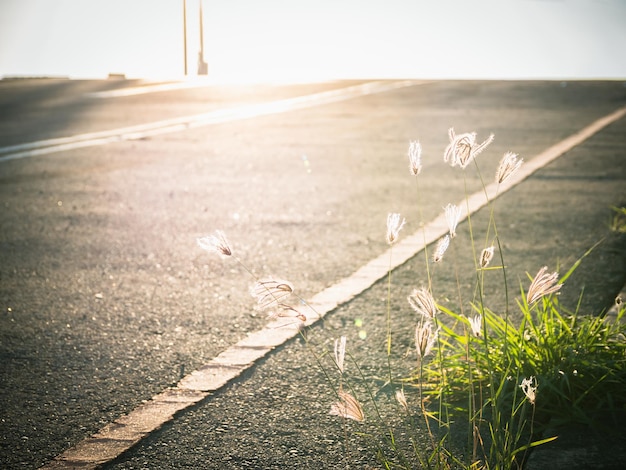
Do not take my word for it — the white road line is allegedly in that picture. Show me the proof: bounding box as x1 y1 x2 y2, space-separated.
40 105 626 469
85 79 344 99
0 80 424 163
84 79 215 98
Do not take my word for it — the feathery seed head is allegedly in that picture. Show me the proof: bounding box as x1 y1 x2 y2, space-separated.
408 287 439 319
468 315 482 337
433 235 450 263
329 390 365 422
480 246 495 268
526 266 562 304
408 140 423 176
266 304 306 322
197 230 232 258
496 151 524 184
386 212 406 245
415 320 438 361
520 376 537 405
334 336 347 374
444 203 462 238
395 389 409 413
444 128 494 169
250 278 294 311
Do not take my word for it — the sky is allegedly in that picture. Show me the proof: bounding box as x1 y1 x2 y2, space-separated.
0 0 625 82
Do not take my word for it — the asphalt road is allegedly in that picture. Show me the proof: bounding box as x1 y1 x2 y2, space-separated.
1 78 625 469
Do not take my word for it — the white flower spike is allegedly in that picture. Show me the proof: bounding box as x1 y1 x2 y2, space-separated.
197 230 232 258
408 287 439 319
415 321 438 361
480 246 495 268
433 235 450 263
520 376 538 405
408 140 422 176
468 315 482 337
334 336 347 374
526 266 562 304
386 212 406 245
444 203 462 238
496 151 524 184
444 128 494 169
329 391 365 422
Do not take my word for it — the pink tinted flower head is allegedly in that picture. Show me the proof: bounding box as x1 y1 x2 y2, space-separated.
526 266 562 304
266 304 306 323
197 230 232 258
444 128 494 169
329 390 365 422
250 278 294 311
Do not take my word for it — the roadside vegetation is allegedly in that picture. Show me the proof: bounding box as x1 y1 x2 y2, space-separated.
198 130 626 469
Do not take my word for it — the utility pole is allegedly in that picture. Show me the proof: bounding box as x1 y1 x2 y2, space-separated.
183 0 188 75
197 0 208 75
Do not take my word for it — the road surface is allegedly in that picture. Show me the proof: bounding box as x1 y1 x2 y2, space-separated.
1 78 625 468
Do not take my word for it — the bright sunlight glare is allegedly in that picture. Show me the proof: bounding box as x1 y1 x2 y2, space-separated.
0 0 625 83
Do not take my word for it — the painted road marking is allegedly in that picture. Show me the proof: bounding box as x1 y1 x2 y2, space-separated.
84 79 216 98
0 80 424 163
85 79 345 99
40 104 626 469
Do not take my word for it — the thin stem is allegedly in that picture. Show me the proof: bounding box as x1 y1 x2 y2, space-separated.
349 354 403 465
433 316 448 448
462 173 479 274
475 165 511 356
477 264 501 468
450 240 465 317
386 249 393 386
387 250 393 355
342 416 350 470
415 177 432 290
419 358 438 455
466 326 477 463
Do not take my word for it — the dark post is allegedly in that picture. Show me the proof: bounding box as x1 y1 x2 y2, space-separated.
197 0 208 75
183 0 188 75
